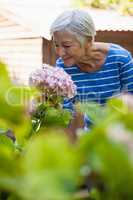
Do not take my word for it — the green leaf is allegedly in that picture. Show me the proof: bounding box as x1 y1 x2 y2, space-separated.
31 104 72 134
0 135 14 150
20 133 81 200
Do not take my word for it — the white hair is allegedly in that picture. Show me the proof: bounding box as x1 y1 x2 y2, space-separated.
50 9 96 44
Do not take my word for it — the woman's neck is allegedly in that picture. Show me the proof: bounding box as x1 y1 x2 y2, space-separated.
77 42 110 72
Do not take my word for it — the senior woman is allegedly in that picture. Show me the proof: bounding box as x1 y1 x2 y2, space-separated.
50 9 133 134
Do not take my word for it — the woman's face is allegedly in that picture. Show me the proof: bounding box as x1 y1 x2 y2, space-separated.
53 31 87 66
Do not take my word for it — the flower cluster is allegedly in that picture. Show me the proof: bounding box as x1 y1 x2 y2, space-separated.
29 64 77 99
29 64 76 132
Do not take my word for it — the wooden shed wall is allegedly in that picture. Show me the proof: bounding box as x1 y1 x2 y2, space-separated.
42 38 56 66
96 31 133 55
0 37 42 84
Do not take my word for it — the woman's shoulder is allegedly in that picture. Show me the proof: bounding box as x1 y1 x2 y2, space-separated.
95 42 130 59
99 42 129 53
108 43 130 55
102 43 132 63
104 43 132 66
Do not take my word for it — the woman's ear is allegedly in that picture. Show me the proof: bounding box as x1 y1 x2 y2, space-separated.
87 36 93 42
85 36 93 48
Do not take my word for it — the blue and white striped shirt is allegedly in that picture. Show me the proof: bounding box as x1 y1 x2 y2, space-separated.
56 43 133 110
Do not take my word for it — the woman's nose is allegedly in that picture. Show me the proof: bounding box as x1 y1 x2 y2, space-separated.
56 47 66 57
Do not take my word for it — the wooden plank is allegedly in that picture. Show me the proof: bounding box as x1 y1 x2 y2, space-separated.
96 30 133 55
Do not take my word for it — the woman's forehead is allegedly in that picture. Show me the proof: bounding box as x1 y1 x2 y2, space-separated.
53 31 77 42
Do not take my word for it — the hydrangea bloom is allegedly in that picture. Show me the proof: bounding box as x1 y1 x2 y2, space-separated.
29 64 77 99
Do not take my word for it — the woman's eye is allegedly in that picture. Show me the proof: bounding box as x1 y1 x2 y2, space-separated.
54 44 71 48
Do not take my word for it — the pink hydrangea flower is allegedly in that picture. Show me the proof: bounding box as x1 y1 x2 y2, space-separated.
29 64 77 99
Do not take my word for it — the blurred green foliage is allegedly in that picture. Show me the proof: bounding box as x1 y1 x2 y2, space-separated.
31 102 72 133
0 62 133 199
71 0 133 16
77 97 133 199
0 62 81 200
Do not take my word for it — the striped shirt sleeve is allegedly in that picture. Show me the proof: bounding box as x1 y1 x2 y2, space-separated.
120 51 133 94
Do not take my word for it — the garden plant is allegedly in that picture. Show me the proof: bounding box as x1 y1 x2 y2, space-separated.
0 62 133 199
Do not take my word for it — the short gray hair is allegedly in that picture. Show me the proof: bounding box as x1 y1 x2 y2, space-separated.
50 9 96 44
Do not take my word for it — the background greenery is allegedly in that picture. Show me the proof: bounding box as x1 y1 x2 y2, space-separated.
72 0 133 16
0 62 133 199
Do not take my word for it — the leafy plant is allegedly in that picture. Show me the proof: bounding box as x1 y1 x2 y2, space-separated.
0 62 80 200
1 61 133 199
77 95 133 199
71 0 133 16
29 64 76 134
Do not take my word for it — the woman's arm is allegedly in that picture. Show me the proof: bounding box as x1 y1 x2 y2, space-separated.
120 51 133 93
